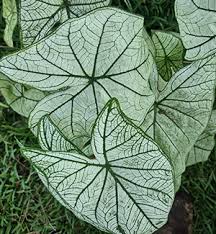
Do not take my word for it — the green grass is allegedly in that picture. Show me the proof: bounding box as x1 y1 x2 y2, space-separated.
0 0 216 233
181 153 216 233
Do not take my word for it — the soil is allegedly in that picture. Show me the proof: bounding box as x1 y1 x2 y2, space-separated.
155 191 193 234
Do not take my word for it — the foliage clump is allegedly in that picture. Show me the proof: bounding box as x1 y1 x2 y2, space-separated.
0 0 216 233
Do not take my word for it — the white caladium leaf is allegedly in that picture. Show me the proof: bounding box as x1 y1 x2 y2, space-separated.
20 0 110 46
0 8 155 147
22 99 175 234
3 0 17 47
0 8 155 93
143 56 216 179
152 31 184 81
186 110 216 166
175 0 216 60
0 76 45 117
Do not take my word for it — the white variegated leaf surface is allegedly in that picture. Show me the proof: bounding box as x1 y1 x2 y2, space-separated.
38 115 93 156
38 115 76 152
20 0 110 46
23 99 174 234
175 0 216 60
143 56 216 180
0 8 155 149
186 110 216 166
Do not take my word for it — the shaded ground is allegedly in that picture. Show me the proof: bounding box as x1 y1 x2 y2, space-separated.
156 191 193 234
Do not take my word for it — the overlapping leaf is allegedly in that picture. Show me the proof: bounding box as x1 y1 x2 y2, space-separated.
152 31 184 81
186 110 216 166
23 99 174 234
175 0 216 60
38 115 93 156
38 115 75 152
20 0 110 46
3 0 17 47
143 56 216 179
0 8 155 148
0 75 45 117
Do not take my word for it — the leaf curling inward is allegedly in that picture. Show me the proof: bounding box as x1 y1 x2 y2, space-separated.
22 98 175 234
20 0 111 46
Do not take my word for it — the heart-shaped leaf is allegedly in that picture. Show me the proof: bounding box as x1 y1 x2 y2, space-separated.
20 0 110 46
0 8 155 148
143 56 216 179
186 110 216 166
175 0 216 60
152 31 184 81
22 99 174 234
0 8 154 92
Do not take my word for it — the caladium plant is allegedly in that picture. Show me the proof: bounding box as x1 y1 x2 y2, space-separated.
0 1 216 233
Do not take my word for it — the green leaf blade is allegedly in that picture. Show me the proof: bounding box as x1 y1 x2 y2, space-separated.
3 0 17 47
152 31 184 81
